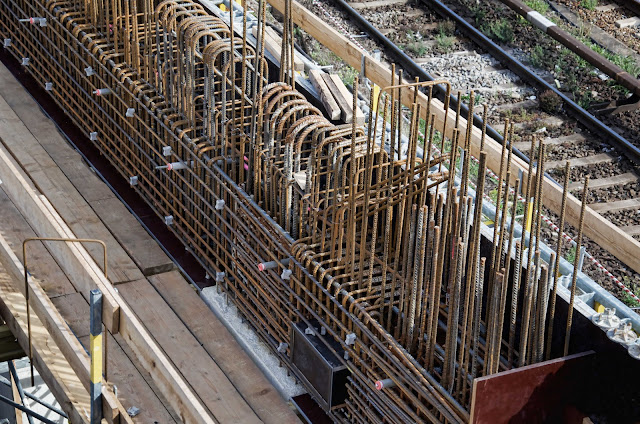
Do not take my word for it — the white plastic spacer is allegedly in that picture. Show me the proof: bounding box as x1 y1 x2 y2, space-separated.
345 333 356 345
215 271 225 282
89 132 98 141
129 176 138 186
45 82 53 91
39 18 47 27
164 215 173 226
162 146 172 156
21 58 29 66
215 199 225 210
375 378 396 390
277 342 288 353
93 88 112 96
84 66 94 77
305 327 315 336
126 108 135 118
281 269 292 280
3 39 11 48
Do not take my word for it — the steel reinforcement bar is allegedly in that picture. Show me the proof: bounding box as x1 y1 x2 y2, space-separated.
0 0 599 422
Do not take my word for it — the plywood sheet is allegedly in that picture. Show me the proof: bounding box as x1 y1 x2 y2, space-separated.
470 351 594 423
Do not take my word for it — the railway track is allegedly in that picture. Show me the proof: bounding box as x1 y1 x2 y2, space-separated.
302 0 640 305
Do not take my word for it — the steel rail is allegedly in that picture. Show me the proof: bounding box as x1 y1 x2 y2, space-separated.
499 0 640 97
618 0 640 16
425 0 640 165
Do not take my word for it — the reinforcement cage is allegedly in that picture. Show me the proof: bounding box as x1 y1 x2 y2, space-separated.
0 1 569 422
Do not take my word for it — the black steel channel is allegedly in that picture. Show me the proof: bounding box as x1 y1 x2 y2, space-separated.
330 0 640 169
425 0 640 165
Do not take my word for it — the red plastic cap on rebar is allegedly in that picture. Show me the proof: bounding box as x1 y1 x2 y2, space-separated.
375 380 384 390
166 163 173 171
258 263 265 272
95 89 101 96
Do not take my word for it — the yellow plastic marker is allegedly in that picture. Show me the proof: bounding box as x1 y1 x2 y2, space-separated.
372 84 380 115
594 302 605 314
90 333 103 384
526 200 534 233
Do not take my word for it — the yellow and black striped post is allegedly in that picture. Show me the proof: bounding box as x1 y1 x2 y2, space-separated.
90 289 103 423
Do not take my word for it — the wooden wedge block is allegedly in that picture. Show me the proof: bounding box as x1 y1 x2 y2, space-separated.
322 73 365 125
309 69 341 120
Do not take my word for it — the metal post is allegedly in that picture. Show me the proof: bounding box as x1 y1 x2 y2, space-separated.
90 289 103 423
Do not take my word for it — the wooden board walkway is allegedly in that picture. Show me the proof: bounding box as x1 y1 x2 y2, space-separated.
0 62 300 423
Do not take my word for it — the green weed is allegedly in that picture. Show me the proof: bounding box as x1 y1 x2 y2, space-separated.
525 0 549 14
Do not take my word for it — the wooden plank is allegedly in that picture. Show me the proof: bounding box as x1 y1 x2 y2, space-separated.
512 115 564 130
149 271 301 424
470 351 594 423
621 224 640 236
547 133 587 145
0 64 173 277
0 187 77 298
595 4 620 12
52 292 178 424
590 197 640 213
251 26 304 72
268 0 640 276
266 27 305 72
493 99 538 113
515 133 586 153
0 90 144 285
546 153 614 170
0 145 120 332
568 172 638 191
309 69 341 120
117 279 263 424
322 73 365 125
80 334 180 423
0 266 90 424
10 366 23 424
89 197 174 276
0 233 129 424
616 16 640 28
350 0 411 9
0 145 212 423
